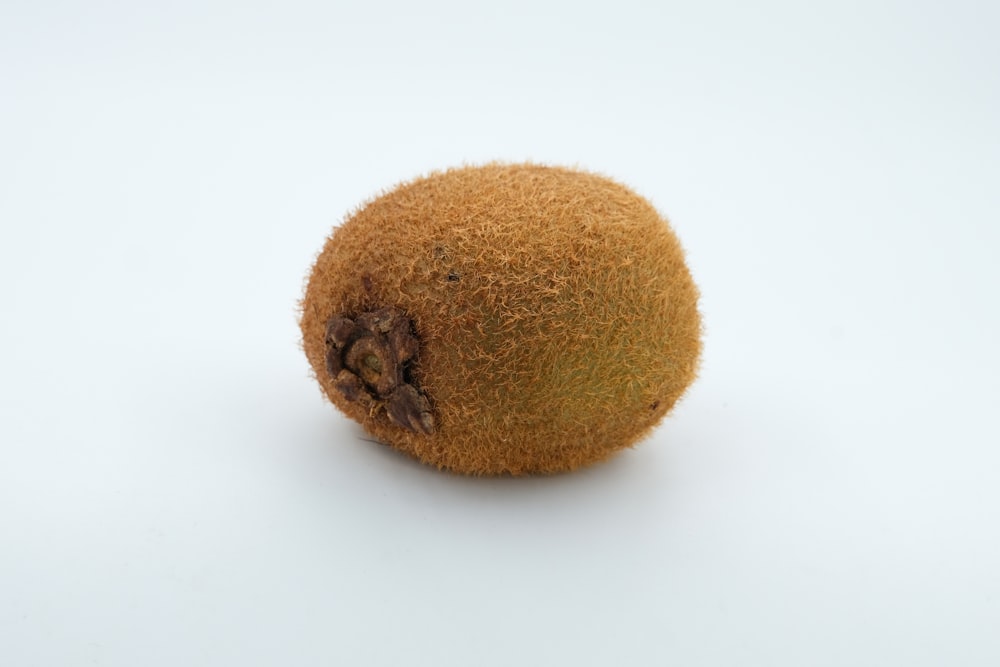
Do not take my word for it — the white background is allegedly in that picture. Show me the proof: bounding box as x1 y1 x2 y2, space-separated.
2 1 998 665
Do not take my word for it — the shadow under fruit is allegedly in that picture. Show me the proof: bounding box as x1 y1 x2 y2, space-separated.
300 163 702 475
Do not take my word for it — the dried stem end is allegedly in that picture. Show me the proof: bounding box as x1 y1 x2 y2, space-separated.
324 307 435 435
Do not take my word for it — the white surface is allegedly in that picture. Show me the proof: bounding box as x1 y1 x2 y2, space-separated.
2 1 999 665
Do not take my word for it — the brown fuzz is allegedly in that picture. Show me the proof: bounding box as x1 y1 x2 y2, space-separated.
300 163 702 475
324 307 435 435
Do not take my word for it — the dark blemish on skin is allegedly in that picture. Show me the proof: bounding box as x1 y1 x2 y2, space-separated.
324 307 435 435
447 271 460 282
650 400 660 411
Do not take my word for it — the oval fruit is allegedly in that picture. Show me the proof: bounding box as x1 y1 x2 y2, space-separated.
300 163 701 475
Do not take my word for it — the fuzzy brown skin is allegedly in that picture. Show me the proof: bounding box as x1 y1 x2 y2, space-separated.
300 163 701 475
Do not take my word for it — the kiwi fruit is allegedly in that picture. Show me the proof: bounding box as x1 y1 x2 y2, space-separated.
300 163 701 475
